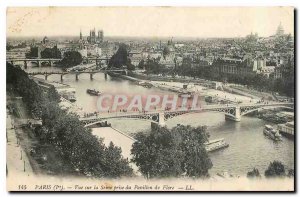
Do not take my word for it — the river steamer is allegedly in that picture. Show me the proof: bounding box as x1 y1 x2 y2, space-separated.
87 89 101 96
263 125 282 141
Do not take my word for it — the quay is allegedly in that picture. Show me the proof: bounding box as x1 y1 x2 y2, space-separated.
92 127 140 175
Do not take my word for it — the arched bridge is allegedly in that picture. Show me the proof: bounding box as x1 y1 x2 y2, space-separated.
6 57 112 68
27 69 128 80
7 58 61 68
79 102 294 127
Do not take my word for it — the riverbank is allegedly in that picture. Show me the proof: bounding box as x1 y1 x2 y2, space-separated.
111 71 259 104
24 66 295 179
92 127 140 175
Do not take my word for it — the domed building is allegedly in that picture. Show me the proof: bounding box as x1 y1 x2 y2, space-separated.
42 36 49 44
276 22 284 36
162 39 175 61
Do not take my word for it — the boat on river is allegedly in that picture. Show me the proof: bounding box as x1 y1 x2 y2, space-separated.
205 95 218 103
263 125 282 141
138 81 153 88
277 122 294 139
86 89 101 96
178 89 194 98
62 93 76 102
204 138 229 152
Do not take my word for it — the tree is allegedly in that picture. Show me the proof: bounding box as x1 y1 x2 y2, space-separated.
126 60 135 71
26 46 39 58
47 86 61 103
60 51 82 68
247 168 261 178
41 46 61 59
131 124 212 179
144 58 162 74
108 43 131 68
138 59 145 69
287 169 294 177
265 161 286 178
7 63 134 178
102 142 134 177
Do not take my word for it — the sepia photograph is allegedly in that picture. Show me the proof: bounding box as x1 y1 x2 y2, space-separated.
5 6 295 191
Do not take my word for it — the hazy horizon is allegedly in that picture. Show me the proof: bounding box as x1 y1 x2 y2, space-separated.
7 7 294 38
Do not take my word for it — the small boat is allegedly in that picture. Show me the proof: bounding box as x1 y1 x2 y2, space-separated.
62 94 76 102
204 138 229 152
138 81 153 88
178 89 194 98
205 96 218 103
263 125 282 141
87 89 101 96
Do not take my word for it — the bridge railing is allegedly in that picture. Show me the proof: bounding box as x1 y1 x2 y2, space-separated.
79 102 294 121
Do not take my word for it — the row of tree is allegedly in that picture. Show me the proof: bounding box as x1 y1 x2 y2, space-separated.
26 43 139 70
40 46 61 59
175 57 294 97
59 51 83 68
7 42 27 51
25 46 39 58
247 161 294 178
131 124 213 179
137 58 170 75
136 55 294 97
7 63 133 178
25 46 83 68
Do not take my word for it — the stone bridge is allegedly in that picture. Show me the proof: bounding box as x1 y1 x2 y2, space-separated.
6 57 111 68
7 58 61 68
27 69 128 80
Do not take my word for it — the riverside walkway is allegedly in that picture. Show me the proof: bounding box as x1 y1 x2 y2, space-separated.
92 127 140 175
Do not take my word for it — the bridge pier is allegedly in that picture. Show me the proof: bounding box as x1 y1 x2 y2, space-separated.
104 72 107 80
45 75 48 80
225 106 241 122
90 73 94 80
24 61 27 69
76 74 79 80
60 75 64 81
158 112 166 126
49 61 53 67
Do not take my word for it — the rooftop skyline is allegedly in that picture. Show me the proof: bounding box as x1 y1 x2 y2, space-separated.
7 7 294 38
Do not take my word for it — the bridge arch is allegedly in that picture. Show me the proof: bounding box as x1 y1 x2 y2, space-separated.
82 113 161 127
40 61 52 67
30 61 40 67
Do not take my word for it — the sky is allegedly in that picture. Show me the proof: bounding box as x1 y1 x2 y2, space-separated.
6 7 294 38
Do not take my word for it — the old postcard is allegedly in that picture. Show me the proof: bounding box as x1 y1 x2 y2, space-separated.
6 7 295 191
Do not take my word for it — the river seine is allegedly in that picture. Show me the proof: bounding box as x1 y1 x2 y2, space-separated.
28 66 294 176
